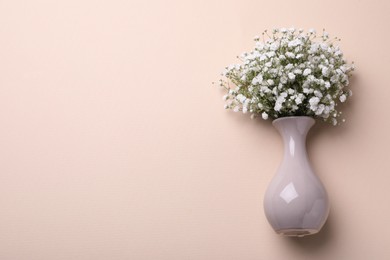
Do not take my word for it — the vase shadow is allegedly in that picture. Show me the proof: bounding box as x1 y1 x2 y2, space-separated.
281 212 334 252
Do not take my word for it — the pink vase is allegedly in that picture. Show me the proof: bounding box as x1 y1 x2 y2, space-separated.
263 116 329 237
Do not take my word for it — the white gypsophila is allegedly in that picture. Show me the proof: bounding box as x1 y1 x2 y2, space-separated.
303 68 311 76
262 112 269 120
218 28 355 125
288 73 296 80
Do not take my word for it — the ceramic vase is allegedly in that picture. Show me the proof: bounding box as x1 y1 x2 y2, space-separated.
263 116 329 237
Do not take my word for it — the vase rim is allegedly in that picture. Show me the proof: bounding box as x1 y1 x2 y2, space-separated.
272 116 315 125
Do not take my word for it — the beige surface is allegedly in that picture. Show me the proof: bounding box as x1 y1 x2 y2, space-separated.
0 0 389 259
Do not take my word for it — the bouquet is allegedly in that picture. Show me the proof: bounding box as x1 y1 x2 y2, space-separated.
217 28 355 125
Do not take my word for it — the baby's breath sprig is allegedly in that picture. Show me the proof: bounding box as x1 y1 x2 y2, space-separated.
218 27 355 125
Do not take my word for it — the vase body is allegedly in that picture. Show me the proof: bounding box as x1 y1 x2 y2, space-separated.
263 116 329 237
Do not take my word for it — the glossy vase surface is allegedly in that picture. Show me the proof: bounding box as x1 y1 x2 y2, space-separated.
263 116 329 237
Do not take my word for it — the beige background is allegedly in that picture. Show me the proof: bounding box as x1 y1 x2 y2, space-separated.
0 0 389 259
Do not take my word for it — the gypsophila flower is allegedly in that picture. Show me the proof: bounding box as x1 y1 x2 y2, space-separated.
217 28 355 125
322 67 329 77
262 112 269 120
295 94 304 105
303 68 311 76
288 73 296 80
309 97 320 110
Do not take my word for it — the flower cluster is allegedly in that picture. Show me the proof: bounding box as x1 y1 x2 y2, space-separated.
217 28 355 125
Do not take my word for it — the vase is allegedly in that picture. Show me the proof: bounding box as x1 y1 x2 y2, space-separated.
263 116 329 237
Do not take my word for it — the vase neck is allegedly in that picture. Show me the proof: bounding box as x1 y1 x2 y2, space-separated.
273 117 315 159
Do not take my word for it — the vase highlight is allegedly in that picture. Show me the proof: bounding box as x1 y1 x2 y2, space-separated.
263 116 329 237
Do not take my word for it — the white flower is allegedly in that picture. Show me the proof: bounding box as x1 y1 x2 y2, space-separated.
314 90 323 98
303 68 311 76
270 42 279 51
315 104 325 115
323 106 330 116
295 94 304 105
294 69 302 74
280 76 287 84
260 86 271 93
288 39 302 48
286 52 295 58
266 51 275 58
288 73 296 80
310 43 319 53
219 28 354 125
262 112 269 120
309 97 320 110
274 102 282 111
252 75 263 85
309 28 316 34
335 50 343 56
322 67 329 77
330 75 338 83
267 79 274 86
